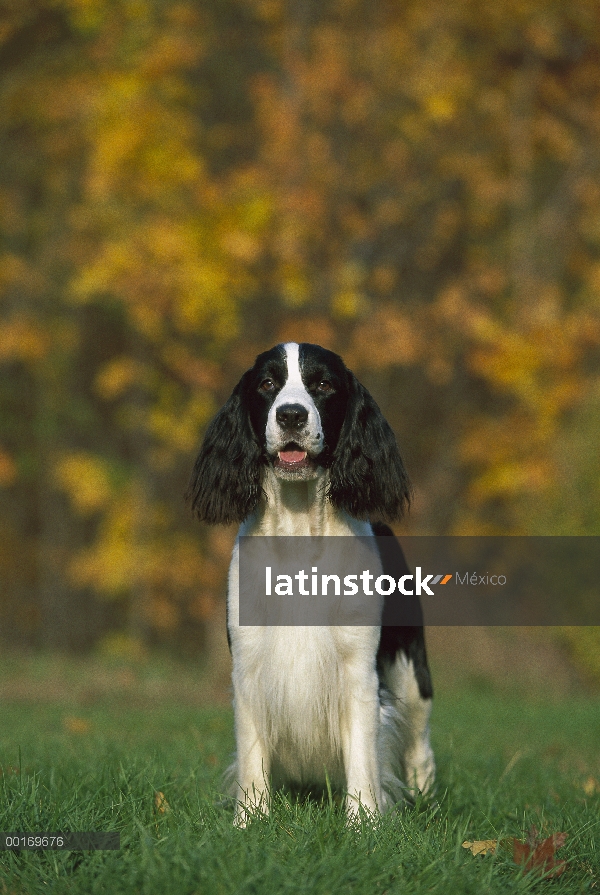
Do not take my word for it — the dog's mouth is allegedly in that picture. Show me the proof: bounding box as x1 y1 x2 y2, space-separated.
274 443 312 470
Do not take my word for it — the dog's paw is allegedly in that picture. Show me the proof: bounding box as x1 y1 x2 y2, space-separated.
233 785 270 827
345 791 381 826
404 745 436 798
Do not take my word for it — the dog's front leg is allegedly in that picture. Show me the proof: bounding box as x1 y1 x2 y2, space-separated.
232 688 271 827
342 662 382 819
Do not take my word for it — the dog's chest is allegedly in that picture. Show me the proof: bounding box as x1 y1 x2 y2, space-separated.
232 626 370 762
234 625 340 716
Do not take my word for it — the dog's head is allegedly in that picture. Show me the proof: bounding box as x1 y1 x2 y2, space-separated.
186 342 411 524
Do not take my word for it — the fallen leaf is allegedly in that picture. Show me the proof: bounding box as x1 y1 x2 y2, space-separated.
154 791 170 814
63 716 91 734
463 839 498 855
462 840 498 856
583 777 598 796
513 825 568 877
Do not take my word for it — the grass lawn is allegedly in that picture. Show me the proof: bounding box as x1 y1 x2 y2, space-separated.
0 654 598 894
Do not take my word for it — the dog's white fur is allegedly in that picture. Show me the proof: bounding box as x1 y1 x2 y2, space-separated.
225 344 434 825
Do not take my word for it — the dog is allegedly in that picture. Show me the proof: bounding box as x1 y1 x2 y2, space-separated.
187 342 434 824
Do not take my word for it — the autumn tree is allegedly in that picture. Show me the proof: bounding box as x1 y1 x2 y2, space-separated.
1 0 599 662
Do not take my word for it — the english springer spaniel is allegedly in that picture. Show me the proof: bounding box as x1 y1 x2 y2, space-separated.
187 342 434 824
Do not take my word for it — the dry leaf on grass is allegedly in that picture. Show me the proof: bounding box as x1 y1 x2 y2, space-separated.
463 824 568 878
462 840 498 856
582 777 598 796
513 825 568 878
63 716 91 734
154 791 170 814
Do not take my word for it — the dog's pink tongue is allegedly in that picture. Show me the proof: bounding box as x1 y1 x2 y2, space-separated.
279 449 306 463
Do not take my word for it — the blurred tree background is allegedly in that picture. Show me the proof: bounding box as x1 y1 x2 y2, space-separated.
1 0 599 668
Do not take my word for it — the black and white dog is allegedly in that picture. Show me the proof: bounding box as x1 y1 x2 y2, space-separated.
187 342 434 824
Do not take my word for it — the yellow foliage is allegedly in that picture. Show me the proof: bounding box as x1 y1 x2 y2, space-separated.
95 357 148 400
0 253 41 291
98 632 147 661
70 513 135 594
149 392 213 454
332 291 364 318
62 0 108 33
175 262 232 330
280 264 310 307
469 460 553 501
54 453 113 514
68 488 210 604
0 317 49 362
70 241 133 303
425 94 456 122
160 343 221 389
147 535 208 592
0 449 17 486
221 230 262 263
348 306 423 368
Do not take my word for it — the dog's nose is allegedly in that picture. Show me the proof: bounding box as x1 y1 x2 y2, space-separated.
276 403 309 429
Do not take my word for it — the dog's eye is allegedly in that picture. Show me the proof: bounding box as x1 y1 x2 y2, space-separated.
317 380 333 393
260 378 276 392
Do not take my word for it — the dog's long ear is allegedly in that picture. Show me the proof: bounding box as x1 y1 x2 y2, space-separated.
327 373 412 522
185 370 263 525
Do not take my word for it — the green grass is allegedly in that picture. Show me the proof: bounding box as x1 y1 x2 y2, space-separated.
0 662 599 893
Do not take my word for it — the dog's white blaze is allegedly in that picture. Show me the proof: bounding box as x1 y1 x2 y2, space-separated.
265 342 324 456
283 341 303 385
